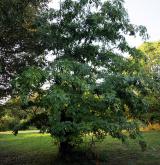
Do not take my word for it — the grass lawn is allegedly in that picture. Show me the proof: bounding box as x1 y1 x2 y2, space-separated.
0 130 160 165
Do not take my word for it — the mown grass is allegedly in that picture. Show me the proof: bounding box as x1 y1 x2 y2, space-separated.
0 131 160 165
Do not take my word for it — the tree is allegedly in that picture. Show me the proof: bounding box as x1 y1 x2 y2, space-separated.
14 0 149 155
0 0 49 99
138 41 160 123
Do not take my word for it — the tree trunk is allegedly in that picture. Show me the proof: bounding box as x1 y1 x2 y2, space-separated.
59 109 74 156
59 141 74 156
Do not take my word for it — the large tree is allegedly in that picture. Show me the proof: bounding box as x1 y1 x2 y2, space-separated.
14 0 149 155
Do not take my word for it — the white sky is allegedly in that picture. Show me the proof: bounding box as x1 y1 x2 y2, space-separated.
125 0 160 47
50 0 160 47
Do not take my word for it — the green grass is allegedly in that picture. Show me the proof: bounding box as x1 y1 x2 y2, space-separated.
0 131 160 165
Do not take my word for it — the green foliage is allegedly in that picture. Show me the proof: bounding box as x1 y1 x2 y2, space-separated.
138 41 160 123
0 0 49 98
12 0 151 153
0 114 19 131
0 103 28 131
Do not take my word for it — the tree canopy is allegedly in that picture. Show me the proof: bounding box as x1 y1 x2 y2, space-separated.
139 41 160 79
9 0 151 155
138 41 160 123
0 0 49 98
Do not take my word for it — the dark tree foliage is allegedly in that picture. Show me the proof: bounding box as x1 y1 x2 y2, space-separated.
13 0 149 155
0 0 49 98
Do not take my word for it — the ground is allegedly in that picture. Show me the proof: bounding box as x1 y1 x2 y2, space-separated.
0 130 160 165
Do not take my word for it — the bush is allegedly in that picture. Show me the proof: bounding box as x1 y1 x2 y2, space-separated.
141 112 160 124
0 115 20 131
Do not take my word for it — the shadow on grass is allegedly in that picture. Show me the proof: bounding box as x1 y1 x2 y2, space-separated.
53 149 102 165
0 150 100 165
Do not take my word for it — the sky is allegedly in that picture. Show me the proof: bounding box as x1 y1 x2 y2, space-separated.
125 0 160 47
49 0 160 47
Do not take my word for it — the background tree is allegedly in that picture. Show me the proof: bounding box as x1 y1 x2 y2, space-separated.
0 96 47 131
138 41 160 123
14 0 149 156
